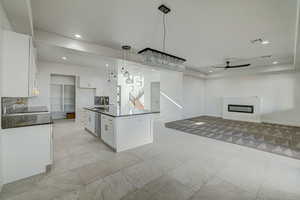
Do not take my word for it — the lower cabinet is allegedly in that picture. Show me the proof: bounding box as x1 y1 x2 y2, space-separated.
115 115 153 152
100 114 154 152
1 124 53 184
101 115 115 148
85 111 96 134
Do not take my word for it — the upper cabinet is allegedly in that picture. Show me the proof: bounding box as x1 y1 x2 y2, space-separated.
1 30 37 97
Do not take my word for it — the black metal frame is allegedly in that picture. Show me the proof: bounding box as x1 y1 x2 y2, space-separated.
158 4 171 14
227 104 254 114
137 48 186 63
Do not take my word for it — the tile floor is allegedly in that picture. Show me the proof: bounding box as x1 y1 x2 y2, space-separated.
1 119 300 200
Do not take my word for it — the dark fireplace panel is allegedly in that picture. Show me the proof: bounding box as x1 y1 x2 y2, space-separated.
228 104 254 114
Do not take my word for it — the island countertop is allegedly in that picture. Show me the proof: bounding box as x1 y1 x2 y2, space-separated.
84 106 160 118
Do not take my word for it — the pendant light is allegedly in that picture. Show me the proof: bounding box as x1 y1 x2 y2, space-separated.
138 4 186 66
120 45 134 84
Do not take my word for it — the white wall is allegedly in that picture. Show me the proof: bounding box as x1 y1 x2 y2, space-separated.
34 62 195 124
159 70 184 122
223 97 261 122
205 71 300 126
50 75 75 85
30 61 112 124
0 1 12 191
183 75 205 118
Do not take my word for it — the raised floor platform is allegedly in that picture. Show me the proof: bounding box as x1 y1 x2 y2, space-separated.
165 116 300 160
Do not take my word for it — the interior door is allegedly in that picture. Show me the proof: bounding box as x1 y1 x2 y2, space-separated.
63 85 75 113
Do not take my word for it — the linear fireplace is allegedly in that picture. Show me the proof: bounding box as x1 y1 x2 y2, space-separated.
228 104 254 114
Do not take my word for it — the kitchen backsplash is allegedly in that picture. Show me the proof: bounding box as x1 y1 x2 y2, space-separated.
1 97 28 114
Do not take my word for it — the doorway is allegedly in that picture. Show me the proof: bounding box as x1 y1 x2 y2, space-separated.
151 82 160 112
50 75 76 120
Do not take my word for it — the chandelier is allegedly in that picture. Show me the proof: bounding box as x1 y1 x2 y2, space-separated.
138 4 186 66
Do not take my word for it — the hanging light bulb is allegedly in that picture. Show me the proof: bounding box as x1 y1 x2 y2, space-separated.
121 45 131 77
106 63 118 82
124 71 129 78
126 75 134 84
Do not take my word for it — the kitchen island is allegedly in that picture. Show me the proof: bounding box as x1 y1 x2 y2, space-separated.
84 107 159 152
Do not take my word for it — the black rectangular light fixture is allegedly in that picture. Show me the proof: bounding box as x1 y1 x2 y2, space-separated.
138 4 186 65
138 48 186 64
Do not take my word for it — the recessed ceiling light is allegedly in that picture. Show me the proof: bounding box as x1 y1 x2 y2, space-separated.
261 40 270 45
105 64 109 67
195 122 205 125
209 70 213 73
273 61 279 65
61 56 67 60
74 34 82 39
251 39 270 45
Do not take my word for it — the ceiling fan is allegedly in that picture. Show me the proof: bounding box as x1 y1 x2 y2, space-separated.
213 61 251 70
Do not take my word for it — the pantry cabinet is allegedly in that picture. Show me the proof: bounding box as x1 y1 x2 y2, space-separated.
1 30 37 97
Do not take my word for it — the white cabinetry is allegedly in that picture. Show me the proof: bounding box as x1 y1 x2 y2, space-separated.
85 110 96 135
1 30 37 97
116 115 153 151
100 114 154 152
1 124 53 184
101 115 115 148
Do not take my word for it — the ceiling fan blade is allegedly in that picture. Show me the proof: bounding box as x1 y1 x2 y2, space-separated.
227 64 251 68
212 66 226 68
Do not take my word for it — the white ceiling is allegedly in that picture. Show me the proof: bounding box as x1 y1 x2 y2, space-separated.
31 0 298 71
36 43 160 72
2 0 33 35
36 43 118 68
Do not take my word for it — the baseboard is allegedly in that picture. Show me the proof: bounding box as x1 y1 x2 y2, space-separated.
262 119 300 127
198 114 300 127
203 114 222 118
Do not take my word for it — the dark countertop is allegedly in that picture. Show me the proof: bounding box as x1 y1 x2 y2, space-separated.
84 106 160 117
5 106 49 115
1 114 52 129
1 106 52 129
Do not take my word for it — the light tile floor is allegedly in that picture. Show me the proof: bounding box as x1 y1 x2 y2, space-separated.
1 119 300 200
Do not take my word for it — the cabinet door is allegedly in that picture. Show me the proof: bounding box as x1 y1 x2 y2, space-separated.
90 111 96 133
85 111 95 133
2 30 30 97
2 125 52 184
81 109 88 127
101 115 115 148
85 111 91 130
